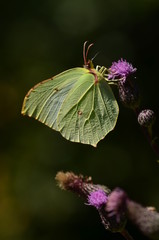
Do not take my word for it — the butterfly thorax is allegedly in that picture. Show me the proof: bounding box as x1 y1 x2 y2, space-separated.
88 65 107 84
83 59 94 70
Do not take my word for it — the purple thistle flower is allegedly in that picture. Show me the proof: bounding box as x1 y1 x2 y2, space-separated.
88 189 108 209
108 59 137 80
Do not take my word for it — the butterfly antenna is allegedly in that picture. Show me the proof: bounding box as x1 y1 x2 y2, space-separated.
83 41 94 65
86 43 94 63
83 41 88 65
91 51 100 61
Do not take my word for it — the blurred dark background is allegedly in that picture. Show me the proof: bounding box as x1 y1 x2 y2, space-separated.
1 0 159 239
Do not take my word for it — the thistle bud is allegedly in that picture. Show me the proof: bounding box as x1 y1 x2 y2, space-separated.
138 109 155 127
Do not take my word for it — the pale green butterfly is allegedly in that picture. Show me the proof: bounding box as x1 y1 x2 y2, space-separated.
21 42 119 147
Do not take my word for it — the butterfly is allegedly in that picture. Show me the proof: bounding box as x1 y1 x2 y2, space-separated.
21 41 119 147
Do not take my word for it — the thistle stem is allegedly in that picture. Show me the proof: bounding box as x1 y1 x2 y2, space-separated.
120 229 135 240
134 108 159 157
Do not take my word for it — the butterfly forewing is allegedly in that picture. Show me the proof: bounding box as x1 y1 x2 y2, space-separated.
22 67 89 130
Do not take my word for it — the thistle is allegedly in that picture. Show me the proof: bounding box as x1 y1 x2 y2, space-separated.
55 171 126 233
56 171 159 240
109 59 140 109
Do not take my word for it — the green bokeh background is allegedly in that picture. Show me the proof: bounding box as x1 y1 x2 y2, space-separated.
1 0 159 239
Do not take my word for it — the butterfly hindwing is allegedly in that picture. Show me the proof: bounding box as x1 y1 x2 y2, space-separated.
57 73 119 146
